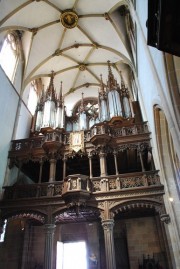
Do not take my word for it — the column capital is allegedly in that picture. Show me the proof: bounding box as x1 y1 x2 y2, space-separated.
44 224 56 233
39 159 44 164
49 159 56 164
101 219 114 231
88 152 93 158
113 150 117 155
63 156 67 162
100 201 114 220
99 151 107 158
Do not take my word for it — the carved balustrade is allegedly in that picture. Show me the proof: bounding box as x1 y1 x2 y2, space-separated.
62 174 90 194
91 170 161 192
2 171 161 201
111 122 149 137
10 136 45 152
44 131 63 143
3 182 63 200
9 122 149 157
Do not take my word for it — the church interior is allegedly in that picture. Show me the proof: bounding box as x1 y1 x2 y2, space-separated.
0 1 180 269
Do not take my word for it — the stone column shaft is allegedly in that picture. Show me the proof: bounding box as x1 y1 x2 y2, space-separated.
44 224 56 269
102 219 116 269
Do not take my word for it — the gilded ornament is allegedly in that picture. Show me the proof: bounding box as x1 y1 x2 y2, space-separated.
61 10 78 29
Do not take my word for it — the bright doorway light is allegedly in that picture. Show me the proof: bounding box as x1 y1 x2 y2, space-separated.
56 241 87 269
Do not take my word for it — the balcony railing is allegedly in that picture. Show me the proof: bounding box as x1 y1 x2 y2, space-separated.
2 171 162 201
9 122 149 154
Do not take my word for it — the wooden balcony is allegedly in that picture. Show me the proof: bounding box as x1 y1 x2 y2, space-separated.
1 171 164 209
8 121 150 160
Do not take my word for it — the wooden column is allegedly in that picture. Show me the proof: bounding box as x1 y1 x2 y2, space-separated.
44 224 56 269
113 152 119 175
63 156 67 180
49 159 56 182
38 159 43 183
139 151 145 172
101 219 116 269
99 150 107 177
88 154 93 178
101 201 116 269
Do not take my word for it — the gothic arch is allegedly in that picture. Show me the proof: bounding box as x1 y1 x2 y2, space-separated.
154 106 180 197
110 198 163 216
53 205 101 224
154 106 180 264
1 210 45 225
164 54 180 130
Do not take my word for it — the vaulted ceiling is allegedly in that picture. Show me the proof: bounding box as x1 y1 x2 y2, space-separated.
0 0 134 114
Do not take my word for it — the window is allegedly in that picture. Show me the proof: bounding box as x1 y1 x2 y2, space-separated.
27 81 38 115
0 32 20 81
154 107 180 195
0 219 7 242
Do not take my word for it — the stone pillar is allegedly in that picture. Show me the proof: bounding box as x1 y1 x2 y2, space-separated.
63 157 67 180
49 159 56 182
44 224 56 269
99 150 107 177
88 154 93 178
101 219 116 269
139 151 145 172
113 152 119 175
38 159 43 183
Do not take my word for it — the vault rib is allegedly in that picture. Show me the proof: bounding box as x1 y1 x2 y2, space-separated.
0 0 32 27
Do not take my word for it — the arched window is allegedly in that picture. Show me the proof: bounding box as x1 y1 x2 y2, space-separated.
0 219 7 243
27 81 38 115
154 107 180 195
66 98 99 131
0 32 20 82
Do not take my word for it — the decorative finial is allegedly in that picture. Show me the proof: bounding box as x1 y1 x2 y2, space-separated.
81 92 84 104
120 71 125 88
100 74 105 92
107 61 113 78
107 61 116 89
50 70 55 84
46 70 56 102
59 81 62 98
99 74 107 100
80 92 85 112
58 81 63 106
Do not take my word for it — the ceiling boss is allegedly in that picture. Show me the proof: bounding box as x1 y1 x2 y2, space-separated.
60 10 79 29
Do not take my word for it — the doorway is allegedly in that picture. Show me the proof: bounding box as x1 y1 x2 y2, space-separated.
56 241 88 269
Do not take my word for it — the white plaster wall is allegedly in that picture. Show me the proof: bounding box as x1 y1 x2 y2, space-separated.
14 102 32 139
0 67 19 190
135 0 180 159
13 57 24 94
135 1 180 267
